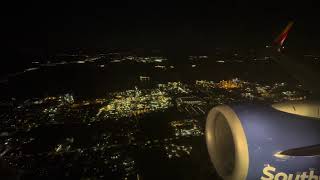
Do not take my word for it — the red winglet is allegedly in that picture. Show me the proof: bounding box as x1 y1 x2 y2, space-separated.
274 21 294 47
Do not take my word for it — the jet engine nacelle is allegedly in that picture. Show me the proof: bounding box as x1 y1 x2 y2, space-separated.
206 102 320 180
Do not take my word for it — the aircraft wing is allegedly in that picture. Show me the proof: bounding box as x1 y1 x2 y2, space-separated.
272 21 320 98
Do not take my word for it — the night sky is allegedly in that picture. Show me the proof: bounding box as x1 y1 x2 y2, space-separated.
1 1 319 62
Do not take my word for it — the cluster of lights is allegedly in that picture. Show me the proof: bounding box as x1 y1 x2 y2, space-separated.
103 152 137 179
170 119 203 137
54 137 74 154
124 56 167 63
108 55 168 64
164 144 192 159
252 82 307 102
195 78 307 103
31 94 74 107
188 56 208 61
217 79 243 89
5 78 307 134
196 78 245 90
97 87 173 119
157 82 191 95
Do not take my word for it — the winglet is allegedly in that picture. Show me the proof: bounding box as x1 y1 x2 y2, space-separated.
274 21 294 48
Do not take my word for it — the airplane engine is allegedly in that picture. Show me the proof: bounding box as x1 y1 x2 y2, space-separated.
205 102 320 180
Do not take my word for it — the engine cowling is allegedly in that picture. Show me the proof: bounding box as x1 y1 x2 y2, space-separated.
205 102 320 180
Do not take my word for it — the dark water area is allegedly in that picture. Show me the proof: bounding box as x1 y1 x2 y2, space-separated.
135 137 220 180
1 60 296 102
14 123 106 154
11 108 187 154
138 109 186 139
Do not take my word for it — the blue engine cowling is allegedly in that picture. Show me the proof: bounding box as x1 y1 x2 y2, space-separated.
205 102 320 180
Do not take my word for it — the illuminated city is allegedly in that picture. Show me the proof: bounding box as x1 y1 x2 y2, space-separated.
0 50 311 180
1 3 319 180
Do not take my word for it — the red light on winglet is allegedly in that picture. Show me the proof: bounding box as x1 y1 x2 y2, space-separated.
274 21 294 47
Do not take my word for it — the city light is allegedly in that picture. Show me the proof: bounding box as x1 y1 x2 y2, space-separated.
0 54 311 180
97 87 173 119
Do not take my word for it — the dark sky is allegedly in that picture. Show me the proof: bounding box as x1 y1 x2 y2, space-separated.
1 0 320 56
